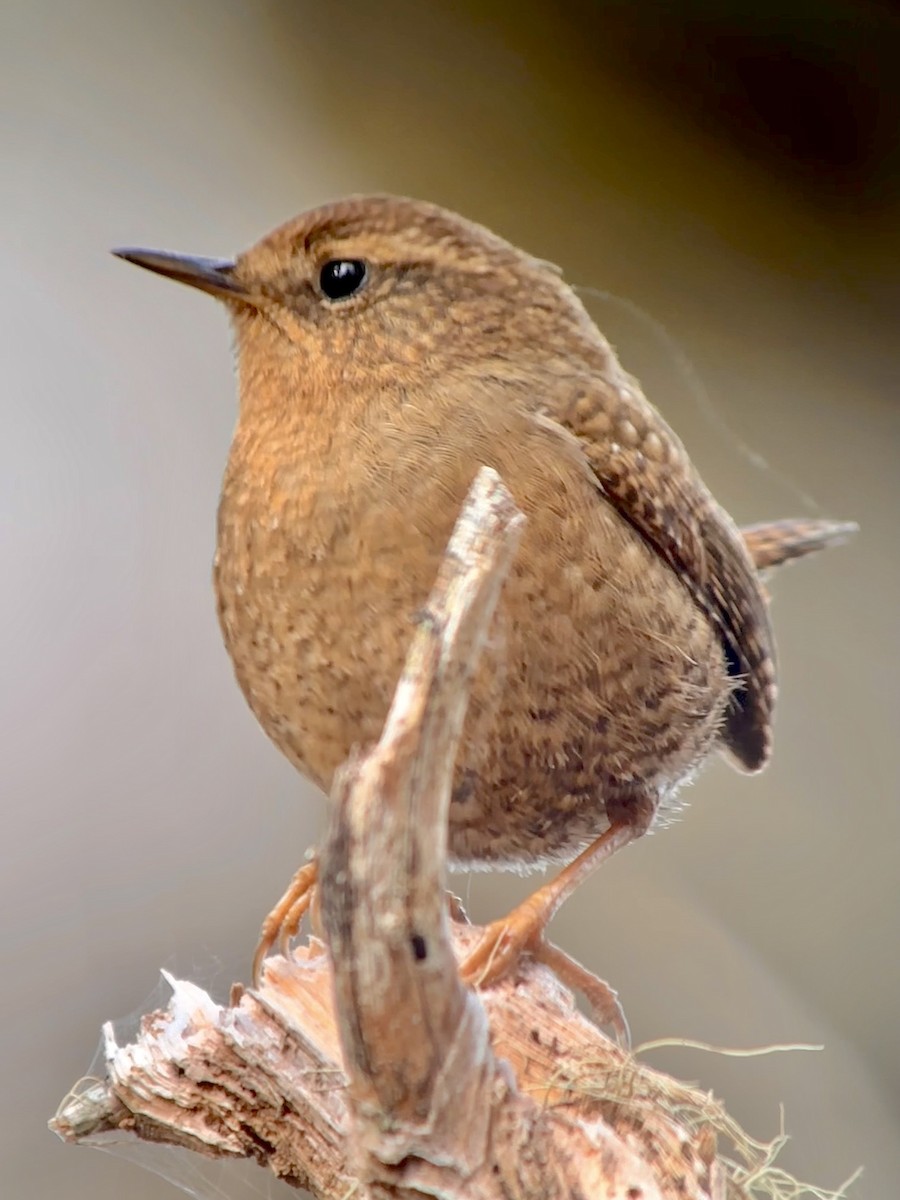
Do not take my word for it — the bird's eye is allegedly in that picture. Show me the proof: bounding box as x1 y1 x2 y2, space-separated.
318 259 367 300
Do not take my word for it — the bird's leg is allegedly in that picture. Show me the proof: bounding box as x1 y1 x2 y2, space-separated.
252 857 318 985
459 819 641 1038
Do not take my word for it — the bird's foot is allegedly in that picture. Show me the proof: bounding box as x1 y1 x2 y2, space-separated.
252 857 319 985
457 820 640 1044
459 891 548 991
459 899 629 1045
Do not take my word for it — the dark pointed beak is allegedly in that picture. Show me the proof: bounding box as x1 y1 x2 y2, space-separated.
112 248 244 300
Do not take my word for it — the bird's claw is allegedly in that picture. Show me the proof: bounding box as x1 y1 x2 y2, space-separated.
251 858 319 985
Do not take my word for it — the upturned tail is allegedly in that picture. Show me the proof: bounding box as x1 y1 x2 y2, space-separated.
741 518 858 574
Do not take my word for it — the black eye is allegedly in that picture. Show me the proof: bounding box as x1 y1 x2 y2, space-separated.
319 259 367 300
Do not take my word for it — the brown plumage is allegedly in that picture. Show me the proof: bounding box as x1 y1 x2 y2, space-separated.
115 197 854 1027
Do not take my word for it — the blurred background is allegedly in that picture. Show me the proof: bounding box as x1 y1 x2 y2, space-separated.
2 1 898 1196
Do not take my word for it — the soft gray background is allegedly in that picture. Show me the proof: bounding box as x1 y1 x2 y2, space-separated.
3 2 898 1197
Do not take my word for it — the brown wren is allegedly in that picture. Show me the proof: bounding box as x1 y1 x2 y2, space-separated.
115 197 855 1028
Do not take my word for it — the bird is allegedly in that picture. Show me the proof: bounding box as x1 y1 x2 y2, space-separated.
114 196 855 1032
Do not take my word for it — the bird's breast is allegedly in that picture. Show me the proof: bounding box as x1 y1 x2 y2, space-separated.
213 440 460 788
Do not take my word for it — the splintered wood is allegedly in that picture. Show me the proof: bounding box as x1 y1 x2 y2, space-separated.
51 469 730 1200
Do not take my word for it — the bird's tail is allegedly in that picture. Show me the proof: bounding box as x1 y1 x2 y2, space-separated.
741 518 858 575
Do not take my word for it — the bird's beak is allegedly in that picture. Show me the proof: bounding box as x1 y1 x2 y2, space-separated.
112 248 244 301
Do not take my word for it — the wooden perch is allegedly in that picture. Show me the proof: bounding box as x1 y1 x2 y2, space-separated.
53 467 759 1199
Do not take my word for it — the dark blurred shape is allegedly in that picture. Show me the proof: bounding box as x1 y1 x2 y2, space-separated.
573 0 900 209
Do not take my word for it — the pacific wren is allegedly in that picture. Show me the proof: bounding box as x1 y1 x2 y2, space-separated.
115 197 854 1021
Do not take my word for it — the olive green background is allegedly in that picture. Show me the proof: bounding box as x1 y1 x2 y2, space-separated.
2 2 898 1197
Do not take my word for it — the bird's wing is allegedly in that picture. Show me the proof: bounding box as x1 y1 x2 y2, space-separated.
538 376 776 773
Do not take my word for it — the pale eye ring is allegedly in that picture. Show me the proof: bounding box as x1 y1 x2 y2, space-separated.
318 259 367 300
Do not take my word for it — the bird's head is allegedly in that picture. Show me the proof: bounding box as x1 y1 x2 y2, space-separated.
114 195 598 408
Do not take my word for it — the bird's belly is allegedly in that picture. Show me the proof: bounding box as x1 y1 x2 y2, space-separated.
214 475 732 868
